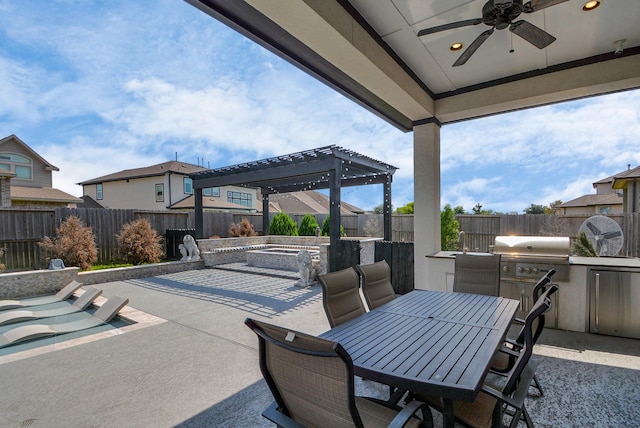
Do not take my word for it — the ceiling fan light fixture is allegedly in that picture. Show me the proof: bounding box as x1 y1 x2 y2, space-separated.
582 0 601 11
450 42 464 51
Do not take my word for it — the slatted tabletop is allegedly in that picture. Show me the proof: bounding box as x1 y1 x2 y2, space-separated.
321 290 519 402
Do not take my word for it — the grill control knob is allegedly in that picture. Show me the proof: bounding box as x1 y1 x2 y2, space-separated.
502 266 509 273
517 266 525 273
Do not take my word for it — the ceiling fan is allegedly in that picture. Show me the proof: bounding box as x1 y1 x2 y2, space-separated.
417 0 568 66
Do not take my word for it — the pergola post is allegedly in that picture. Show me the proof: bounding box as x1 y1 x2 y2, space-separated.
194 188 204 239
383 174 392 241
262 191 270 235
329 160 341 272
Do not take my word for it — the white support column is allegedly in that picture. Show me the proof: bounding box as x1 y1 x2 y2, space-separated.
413 122 441 289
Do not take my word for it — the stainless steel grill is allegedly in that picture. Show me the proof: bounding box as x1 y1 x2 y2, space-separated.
495 236 570 282
494 236 569 328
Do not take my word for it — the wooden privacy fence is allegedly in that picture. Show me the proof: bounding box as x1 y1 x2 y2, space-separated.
3 208 640 271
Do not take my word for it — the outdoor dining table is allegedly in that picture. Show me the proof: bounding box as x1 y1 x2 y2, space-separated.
320 289 520 428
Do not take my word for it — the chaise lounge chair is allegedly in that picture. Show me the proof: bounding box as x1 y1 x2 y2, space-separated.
0 294 129 348
0 286 102 326
0 280 84 311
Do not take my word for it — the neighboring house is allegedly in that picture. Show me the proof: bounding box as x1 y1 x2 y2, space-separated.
611 165 640 213
556 170 625 215
0 135 82 208
78 161 258 212
264 190 365 215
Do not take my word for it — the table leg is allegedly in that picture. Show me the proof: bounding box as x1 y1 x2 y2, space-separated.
442 398 455 428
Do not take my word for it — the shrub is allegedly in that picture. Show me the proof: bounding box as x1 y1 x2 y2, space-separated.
0 247 5 272
116 218 164 265
39 215 98 270
269 211 298 236
321 215 345 237
230 218 257 237
298 214 319 236
572 232 597 257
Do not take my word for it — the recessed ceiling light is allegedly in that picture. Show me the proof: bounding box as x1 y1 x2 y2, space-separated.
450 42 463 51
582 0 601 11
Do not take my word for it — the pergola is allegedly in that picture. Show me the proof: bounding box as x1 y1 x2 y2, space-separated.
190 145 397 272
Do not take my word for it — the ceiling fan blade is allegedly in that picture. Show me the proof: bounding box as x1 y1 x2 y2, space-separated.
510 20 556 49
525 0 569 12
417 18 483 37
453 28 494 67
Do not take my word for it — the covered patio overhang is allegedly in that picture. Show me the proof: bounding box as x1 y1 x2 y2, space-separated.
185 0 640 285
190 145 397 272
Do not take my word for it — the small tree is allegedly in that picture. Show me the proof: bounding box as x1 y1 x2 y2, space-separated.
321 215 345 237
39 215 98 270
230 218 257 237
116 218 164 265
572 232 597 257
269 211 299 236
298 214 319 236
441 204 460 251
395 202 414 214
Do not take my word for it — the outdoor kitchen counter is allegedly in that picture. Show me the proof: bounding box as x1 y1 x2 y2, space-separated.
569 256 640 267
425 253 640 334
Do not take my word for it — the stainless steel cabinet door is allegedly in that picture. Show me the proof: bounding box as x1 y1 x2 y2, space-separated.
590 270 640 339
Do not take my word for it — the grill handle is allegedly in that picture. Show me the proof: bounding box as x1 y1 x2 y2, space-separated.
594 273 600 333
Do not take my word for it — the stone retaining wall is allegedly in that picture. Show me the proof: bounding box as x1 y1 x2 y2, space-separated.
0 267 81 299
0 260 204 299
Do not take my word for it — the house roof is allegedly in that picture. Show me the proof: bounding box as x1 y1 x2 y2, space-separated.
612 165 640 189
78 161 207 185
0 134 59 171
169 195 254 211
557 193 623 208
266 190 364 215
10 186 82 204
76 195 105 209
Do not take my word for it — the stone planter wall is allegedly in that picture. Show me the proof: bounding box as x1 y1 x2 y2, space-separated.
0 267 81 299
0 260 204 299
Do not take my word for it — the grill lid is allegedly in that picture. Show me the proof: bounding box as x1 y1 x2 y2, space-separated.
494 236 570 257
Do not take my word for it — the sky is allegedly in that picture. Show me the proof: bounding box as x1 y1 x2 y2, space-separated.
1 0 639 214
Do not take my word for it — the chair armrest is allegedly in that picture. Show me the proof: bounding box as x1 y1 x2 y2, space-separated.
498 345 521 358
388 400 433 428
482 360 539 410
513 317 525 324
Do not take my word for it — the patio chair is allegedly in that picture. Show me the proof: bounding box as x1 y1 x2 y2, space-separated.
415 288 551 428
0 280 83 311
490 281 559 397
453 254 501 296
355 260 396 310
0 286 102 326
318 267 366 328
0 294 129 349
245 318 433 428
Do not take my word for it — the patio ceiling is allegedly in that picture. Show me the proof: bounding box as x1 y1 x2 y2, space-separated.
186 0 640 131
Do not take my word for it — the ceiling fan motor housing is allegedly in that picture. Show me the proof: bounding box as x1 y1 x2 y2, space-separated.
483 0 524 29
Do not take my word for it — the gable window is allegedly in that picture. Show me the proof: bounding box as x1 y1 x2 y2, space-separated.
202 187 220 197
156 184 164 202
227 190 252 208
0 153 32 179
184 177 193 194
599 206 610 214
96 183 103 200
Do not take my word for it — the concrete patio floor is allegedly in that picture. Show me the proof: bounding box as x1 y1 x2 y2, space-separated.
0 264 638 428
